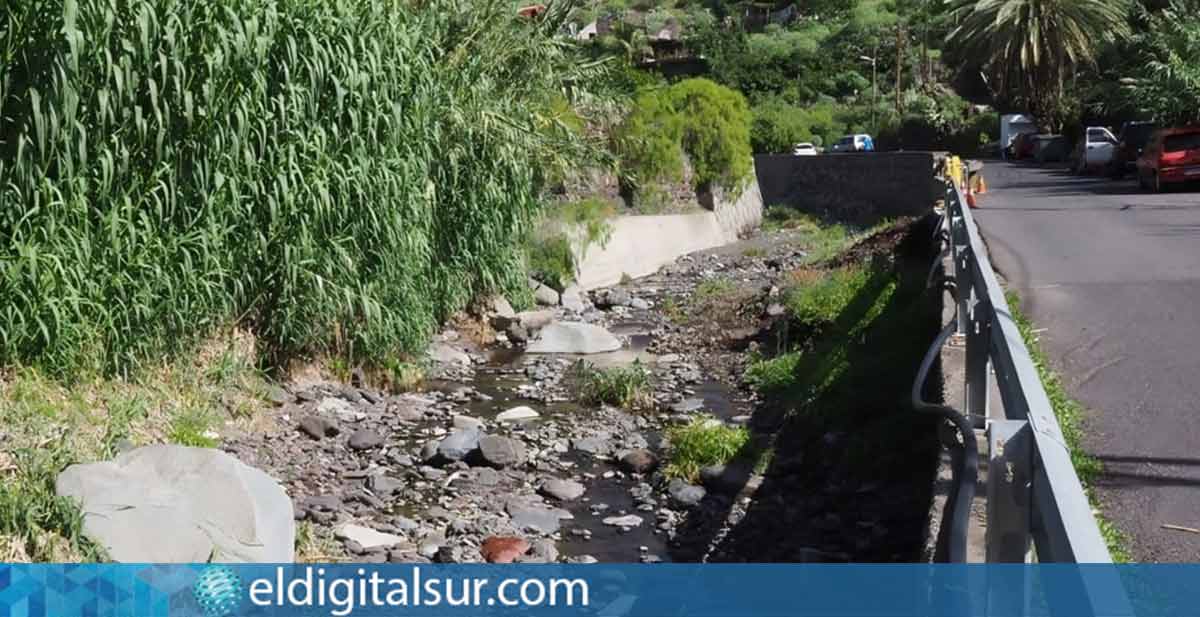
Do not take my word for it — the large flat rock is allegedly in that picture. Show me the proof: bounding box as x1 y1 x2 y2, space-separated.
526 322 621 354
56 445 294 563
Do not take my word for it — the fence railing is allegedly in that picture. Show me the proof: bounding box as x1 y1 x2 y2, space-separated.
937 169 1112 563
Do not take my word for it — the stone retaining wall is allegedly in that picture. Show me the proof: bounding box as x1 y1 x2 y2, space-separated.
755 152 941 224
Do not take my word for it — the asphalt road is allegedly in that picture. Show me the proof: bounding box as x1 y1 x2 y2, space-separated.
974 162 1200 562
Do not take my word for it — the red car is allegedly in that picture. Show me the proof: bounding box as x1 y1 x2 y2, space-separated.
1137 127 1200 192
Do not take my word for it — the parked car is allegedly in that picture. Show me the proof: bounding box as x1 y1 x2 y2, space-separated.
830 134 874 153
792 142 818 156
1071 126 1118 173
1108 121 1157 178
1137 127 1200 192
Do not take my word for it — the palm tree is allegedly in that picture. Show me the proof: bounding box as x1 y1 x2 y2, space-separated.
946 0 1131 131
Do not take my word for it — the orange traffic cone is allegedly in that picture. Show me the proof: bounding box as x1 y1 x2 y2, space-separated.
967 191 979 209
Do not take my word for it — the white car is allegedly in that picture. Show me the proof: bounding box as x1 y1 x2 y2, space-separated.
792 143 818 156
1073 126 1118 173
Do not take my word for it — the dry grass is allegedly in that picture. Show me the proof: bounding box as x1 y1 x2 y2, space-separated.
295 521 347 563
0 329 274 561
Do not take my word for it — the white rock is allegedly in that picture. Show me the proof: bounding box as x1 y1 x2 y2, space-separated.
602 514 644 528
496 406 540 423
527 322 622 354
429 343 470 365
335 524 406 550
453 415 484 430
55 445 294 563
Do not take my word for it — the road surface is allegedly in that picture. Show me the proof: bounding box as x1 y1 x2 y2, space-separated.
975 162 1200 562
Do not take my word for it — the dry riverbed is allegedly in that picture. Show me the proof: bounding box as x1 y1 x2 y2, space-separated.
0 216 942 564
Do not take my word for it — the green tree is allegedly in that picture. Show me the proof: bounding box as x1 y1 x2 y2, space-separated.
1120 1 1200 125
614 88 685 189
669 78 753 191
946 0 1131 130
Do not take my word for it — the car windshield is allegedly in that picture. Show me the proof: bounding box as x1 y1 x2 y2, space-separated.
1164 132 1200 153
837 137 854 146
1087 129 1110 141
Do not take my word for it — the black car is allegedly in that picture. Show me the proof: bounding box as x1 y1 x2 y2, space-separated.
1108 121 1158 178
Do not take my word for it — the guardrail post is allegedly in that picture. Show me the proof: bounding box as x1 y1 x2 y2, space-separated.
965 292 992 418
986 419 1032 563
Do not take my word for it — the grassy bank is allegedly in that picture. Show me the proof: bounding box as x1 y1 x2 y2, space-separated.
1006 292 1131 562
736 218 944 560
0 333 270 561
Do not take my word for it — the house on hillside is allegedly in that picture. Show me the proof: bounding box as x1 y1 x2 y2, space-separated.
639 17 707 78
741 1 797 31
575 20 599 41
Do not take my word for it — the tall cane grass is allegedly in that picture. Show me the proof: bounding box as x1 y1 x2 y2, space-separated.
0 0 609 377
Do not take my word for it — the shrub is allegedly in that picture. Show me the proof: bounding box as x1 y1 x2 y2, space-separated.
527 235 578 292
576 361 653 410
745 352 803 394
665 417 750 481
526 197 616 291
693 277 738 303
614 88 685 189
0 1 605 376
762 206 822 232
668 78 754 192
785 266 871 328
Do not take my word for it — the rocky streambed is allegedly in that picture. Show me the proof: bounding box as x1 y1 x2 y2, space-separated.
219 222 939 565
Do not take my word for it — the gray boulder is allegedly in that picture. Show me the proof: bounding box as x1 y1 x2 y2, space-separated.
533 284 560 307
527 322 621 354
618 449 658 474
573 434 613 456
487 295 517 325
594 288 631 309
540 478 586 502
437 427 482 462
506 502 573 535
476 435 526 468
298 415 338 439
516 310 555 331
55 445 294 562
668 478 706 508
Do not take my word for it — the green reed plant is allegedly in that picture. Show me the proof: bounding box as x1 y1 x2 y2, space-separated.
0 0 609 377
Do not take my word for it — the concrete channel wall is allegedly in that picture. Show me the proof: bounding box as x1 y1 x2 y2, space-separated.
755 152 942 224
573 177 764 290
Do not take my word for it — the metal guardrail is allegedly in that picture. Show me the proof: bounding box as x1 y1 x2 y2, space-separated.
935 172 1113 563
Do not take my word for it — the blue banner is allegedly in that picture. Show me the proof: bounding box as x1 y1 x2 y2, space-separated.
1 564 1196 617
